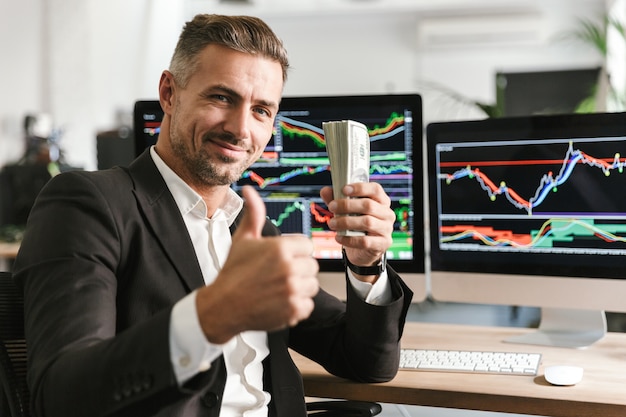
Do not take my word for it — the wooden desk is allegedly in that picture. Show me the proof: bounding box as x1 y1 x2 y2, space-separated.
294 322 626 417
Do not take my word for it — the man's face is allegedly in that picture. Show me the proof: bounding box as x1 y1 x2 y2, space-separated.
161 44 283 187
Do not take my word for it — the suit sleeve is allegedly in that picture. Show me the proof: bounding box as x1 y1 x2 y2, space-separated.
13 171 214 417
259 212 413 381
289 267 413 382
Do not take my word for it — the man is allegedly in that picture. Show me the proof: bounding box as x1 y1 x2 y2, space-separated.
14 14 412 417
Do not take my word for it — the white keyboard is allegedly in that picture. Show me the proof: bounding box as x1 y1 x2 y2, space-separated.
400 348 541 376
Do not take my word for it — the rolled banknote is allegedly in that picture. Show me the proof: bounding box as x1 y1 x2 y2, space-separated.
322 120 370 236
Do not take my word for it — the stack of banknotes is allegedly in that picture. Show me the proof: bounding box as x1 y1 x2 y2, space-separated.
322 119 370 236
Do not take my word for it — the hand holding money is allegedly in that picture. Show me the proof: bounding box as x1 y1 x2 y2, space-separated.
323 120 370 236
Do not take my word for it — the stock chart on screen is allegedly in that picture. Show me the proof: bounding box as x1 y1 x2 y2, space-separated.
434 136 626 256
233 94 422 271
425 100 626 292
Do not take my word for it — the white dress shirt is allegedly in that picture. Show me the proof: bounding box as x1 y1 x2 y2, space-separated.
150 147 391 416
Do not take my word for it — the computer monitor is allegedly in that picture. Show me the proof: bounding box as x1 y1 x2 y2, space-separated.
426 111 626 348
132 95 427 302
232 94 426 301
133 100 163 157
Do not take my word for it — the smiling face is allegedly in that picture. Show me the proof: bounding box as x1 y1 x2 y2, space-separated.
156 43 284 191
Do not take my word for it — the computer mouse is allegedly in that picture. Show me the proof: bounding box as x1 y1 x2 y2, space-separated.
544 365 583 386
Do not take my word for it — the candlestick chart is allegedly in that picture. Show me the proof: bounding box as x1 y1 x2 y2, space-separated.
435 136 626 256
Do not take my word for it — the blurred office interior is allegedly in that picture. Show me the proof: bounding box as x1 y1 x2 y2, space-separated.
1 1 625 415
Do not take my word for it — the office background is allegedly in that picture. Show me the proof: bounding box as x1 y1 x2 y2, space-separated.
1 1 626 416
1 0 623 172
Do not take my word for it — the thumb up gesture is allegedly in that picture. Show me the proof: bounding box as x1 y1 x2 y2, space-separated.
196 186 319 344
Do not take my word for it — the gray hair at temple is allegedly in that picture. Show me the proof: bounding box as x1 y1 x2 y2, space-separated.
169 14 290 87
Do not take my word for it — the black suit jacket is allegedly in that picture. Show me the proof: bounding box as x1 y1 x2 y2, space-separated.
13 150 412 417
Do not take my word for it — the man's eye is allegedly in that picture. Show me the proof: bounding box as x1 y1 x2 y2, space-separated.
254 107 270 117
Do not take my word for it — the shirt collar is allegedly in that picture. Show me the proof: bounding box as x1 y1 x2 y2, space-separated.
150 146 243 225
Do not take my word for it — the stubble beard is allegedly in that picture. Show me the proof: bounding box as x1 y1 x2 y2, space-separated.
170 129 250 187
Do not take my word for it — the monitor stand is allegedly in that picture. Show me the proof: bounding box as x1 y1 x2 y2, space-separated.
504 307 607 349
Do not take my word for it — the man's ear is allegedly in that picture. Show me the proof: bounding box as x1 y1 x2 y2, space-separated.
158 70 176 113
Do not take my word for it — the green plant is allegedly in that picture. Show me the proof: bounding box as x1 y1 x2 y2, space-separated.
560 14 626 112
569 15 625 56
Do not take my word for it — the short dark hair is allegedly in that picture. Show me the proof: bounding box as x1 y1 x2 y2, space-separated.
169 14 290 87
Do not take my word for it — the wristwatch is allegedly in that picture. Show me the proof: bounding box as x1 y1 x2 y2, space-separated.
342 248 387 276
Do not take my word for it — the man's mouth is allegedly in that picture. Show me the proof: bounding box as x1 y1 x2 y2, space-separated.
204 134 248 159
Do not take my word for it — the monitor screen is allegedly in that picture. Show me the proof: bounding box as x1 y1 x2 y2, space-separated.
133 100 163 158
232 94 424 274
133 95 427 301
426 111 626 347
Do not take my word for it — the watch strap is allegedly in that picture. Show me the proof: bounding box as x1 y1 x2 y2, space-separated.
342 248 386 276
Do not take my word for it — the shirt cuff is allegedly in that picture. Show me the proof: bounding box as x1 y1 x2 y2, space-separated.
169 290 223 385
347 268 393 305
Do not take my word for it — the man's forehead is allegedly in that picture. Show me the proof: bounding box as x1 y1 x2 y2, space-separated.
193 45 283 100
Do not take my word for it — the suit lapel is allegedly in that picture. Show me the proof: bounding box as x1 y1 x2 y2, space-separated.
127 155 299 412
127 151 205 292
126 151 281 292
265 329 306 416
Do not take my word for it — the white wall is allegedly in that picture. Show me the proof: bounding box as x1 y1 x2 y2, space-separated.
0 0 44 166
0 0 183 170
415 3 607 122
260 0 608 123
0 0 611 170
270 13 417 97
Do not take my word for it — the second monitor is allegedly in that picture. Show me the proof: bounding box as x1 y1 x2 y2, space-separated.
427 111 626 347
